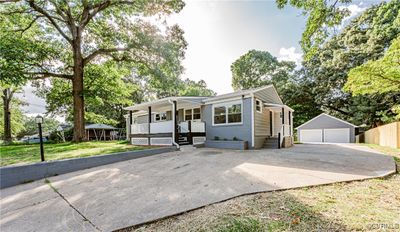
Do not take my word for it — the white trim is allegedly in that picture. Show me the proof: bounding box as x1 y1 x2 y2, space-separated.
296 113 357 129
183 107 201 121
203 85 273 104
251 94 255 148
154 112 167 122
124 96 207 111
264 103 294 112
203 96 250 105
268 85 284 105
212 99 243 126
255 99 262 113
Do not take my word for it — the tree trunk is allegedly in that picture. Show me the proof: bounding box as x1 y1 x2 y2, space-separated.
72 35 86 142
2 88 12 144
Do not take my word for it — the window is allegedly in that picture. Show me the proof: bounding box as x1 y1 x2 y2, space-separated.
155 112 167 122
255 99 262 113
213 101 243 125
228 104 242 123
184 108 201 121
193 108 201 120
213 106 226 124
185 109 192 121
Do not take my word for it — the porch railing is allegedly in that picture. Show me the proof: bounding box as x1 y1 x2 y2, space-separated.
179 121 205 133
150 121 173 133
131 123 148 134
131 121 205 134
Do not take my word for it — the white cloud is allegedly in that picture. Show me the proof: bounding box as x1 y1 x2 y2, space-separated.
277 47 303 67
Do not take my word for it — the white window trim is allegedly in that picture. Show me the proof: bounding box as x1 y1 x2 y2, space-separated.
183 107 201 122
212 100 243 126
155 112 167 122
255 99 262 113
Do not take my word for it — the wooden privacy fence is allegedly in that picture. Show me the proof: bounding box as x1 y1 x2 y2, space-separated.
357 122 400 148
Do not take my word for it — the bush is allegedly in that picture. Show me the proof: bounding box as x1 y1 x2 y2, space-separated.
214 136 220 140
233 136 239 141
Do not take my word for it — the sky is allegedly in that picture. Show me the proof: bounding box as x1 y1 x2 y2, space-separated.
18 0 373 120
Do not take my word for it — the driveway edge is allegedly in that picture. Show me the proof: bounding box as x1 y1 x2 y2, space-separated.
115 158 397 231
0 147 177 189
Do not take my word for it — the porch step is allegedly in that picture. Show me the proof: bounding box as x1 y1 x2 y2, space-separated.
263 137 279 149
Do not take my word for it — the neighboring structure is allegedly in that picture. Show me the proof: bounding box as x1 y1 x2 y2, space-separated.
296 113 357 143
125 85 294 149
85 123 119 141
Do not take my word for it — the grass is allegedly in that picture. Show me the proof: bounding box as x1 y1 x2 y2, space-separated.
0 140 151 167
128 144 400 232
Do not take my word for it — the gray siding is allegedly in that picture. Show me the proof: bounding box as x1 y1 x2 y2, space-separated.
297 114 356 142
204 98 253 147
254 86 283 105
254 99 270 148
254 102 270 136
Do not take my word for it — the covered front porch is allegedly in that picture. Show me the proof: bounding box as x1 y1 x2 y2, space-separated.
125 97 208 146
263 103 294 148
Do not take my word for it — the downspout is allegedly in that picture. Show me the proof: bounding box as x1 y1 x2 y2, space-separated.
168 99 180 149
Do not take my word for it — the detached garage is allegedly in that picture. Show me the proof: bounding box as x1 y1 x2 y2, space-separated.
296 113 357 143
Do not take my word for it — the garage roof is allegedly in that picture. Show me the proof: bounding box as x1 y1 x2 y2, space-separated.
296 113 357 129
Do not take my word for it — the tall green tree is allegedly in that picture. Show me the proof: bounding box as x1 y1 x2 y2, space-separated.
231 50 295 91
35 61 140 128
303 1 400 127
0 11 51 143
178 79 216 97
1 0 186 141
345 36 400 121
230 49 320 127
0 91 25 141
276 0 359 59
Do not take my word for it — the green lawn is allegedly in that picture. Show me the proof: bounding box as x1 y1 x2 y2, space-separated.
130 144 400 232
0 141 150 167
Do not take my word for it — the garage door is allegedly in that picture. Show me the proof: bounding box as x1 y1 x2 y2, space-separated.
299 129 322 143
324 128 350 143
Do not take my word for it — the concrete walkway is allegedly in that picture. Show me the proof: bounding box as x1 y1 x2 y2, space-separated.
0 144 396 231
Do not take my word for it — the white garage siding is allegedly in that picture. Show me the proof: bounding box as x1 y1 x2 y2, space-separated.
296 113 357 143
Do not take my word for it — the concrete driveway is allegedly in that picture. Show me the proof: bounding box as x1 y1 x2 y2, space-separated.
0 144 395 232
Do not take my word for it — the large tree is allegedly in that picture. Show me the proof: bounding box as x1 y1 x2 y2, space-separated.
178 79 215 97
230 49 320 127
35 61 141 128
276 0 361 59
231 50 295 91
0 11 51 143
303 1 400 126
344 36 400 121
1 0 186 141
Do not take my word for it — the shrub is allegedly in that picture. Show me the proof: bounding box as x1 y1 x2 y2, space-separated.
233 136 239 141
214 136 220 140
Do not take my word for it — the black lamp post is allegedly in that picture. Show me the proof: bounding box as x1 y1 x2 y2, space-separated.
35 115 45 162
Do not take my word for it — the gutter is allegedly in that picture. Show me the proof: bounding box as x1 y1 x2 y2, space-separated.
168 99 180 149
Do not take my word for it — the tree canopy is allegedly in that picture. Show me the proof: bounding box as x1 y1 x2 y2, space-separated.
276 0 355 59
0 0 187 141
231 50 295 91
302 0 400 127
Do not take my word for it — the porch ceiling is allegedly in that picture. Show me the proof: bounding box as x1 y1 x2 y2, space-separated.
264 103 294 112
124 97 206 112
